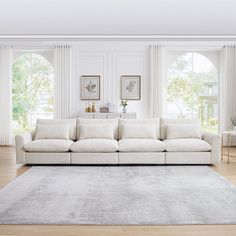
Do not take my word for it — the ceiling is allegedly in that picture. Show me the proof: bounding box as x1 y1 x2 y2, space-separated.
0 0 236 38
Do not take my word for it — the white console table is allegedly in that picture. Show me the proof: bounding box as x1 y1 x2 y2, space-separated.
78 112 136 119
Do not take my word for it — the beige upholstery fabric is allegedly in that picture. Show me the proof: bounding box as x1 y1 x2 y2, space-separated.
160 118 201 140
77 118 119 140
71 153 118 164
119 153 165 164
120 124 157 139
163 138 211 152
25 153 70 164
118 139 166 152
166 124 202 139
34 124 70 140
15 132 33 164
165 152 211 164
202 131 221 164
79 125 114 140
119 118 160 139
14 118 221 165
70 139 118 153
37 119 76 140
23 139 73 152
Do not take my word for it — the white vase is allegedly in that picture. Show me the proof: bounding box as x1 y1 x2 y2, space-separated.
233 126 236 132
122 108 127 113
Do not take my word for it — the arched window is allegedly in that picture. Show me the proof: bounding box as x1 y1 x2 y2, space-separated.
167 52 218 133
12 53 54 132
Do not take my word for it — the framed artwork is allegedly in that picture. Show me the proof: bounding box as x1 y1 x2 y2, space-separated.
121 75 141 100
81 75 100 100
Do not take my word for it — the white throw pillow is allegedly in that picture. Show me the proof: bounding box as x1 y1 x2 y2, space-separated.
160 118 200 140
119 118 160 139
77 118 119 140
34 124 70 140
121 124 157 139
166 124 202 140
37 119 77 140
79 125 114 140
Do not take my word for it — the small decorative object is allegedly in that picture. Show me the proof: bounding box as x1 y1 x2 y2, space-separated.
92 102 96 113
100 106 109 113
87 105 92 113
81 75 100 100
107 103 115 113
85 102 89 112
120 100 128 113
121 75 141 100
231 117 236 132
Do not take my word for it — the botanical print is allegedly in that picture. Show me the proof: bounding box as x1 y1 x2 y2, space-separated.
85 80 97 93
126 80 136 93
81 76 100 100
121 76 141 100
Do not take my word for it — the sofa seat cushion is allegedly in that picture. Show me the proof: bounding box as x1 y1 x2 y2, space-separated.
70 139 118 153
23 139 73 152
163 138 211 152
118 139 166 152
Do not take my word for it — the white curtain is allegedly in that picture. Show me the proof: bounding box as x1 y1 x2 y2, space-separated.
220 45 236 131
149 45 165 118
54 45 72 119
0 45 13 145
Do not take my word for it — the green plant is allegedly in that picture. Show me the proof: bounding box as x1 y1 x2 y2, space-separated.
231 117 236 126
12 53 54 130
120 100 128 108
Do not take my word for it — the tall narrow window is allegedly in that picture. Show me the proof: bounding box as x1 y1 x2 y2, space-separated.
167 52 218 133
12 53 54 133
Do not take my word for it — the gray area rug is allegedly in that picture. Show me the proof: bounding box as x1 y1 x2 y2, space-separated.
0 166 236 225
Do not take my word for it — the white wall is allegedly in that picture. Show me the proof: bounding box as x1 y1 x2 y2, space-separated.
69 42 221 119
70 42 150 118
11 41 222 119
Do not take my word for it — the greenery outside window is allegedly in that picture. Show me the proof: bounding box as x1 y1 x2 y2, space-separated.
167 52 218 133
12 53 54 133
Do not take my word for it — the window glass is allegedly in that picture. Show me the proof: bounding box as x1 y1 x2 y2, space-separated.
12 53 54 133
167 52 218 133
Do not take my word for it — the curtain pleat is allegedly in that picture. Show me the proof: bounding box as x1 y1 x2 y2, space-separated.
54 45 72 119
220 45 236 131
0 45 13 145
149 45 165 118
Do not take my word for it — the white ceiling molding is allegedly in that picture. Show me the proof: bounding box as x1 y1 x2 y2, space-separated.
1 35 236 40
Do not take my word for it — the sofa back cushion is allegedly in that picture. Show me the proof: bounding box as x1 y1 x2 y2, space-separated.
119 118 160 139
79 125 114 140
160 118 201 140
121 124 157 139
34 124 70 140
77 118 119 140
36 119 77 140
166 124 202 140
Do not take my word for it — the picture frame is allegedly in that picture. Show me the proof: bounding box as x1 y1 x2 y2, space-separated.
81 75 100 100
121 75 141 100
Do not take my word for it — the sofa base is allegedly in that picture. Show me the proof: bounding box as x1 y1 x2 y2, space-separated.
25 153 70 164
24 152 212 165
71 153 118 164
165 152 211 164
119 152 165 164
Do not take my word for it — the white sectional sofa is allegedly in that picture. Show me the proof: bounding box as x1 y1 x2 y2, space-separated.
15 118 221 165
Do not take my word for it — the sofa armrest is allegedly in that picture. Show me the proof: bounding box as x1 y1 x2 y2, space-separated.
202 131 221 164
15 132 33 164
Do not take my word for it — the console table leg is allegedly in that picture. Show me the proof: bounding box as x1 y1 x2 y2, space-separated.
228 132 230 164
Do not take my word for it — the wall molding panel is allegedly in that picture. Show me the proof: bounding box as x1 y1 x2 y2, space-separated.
72 43 149 118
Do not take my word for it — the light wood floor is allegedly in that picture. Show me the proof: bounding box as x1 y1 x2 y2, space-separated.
1 147 236 236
